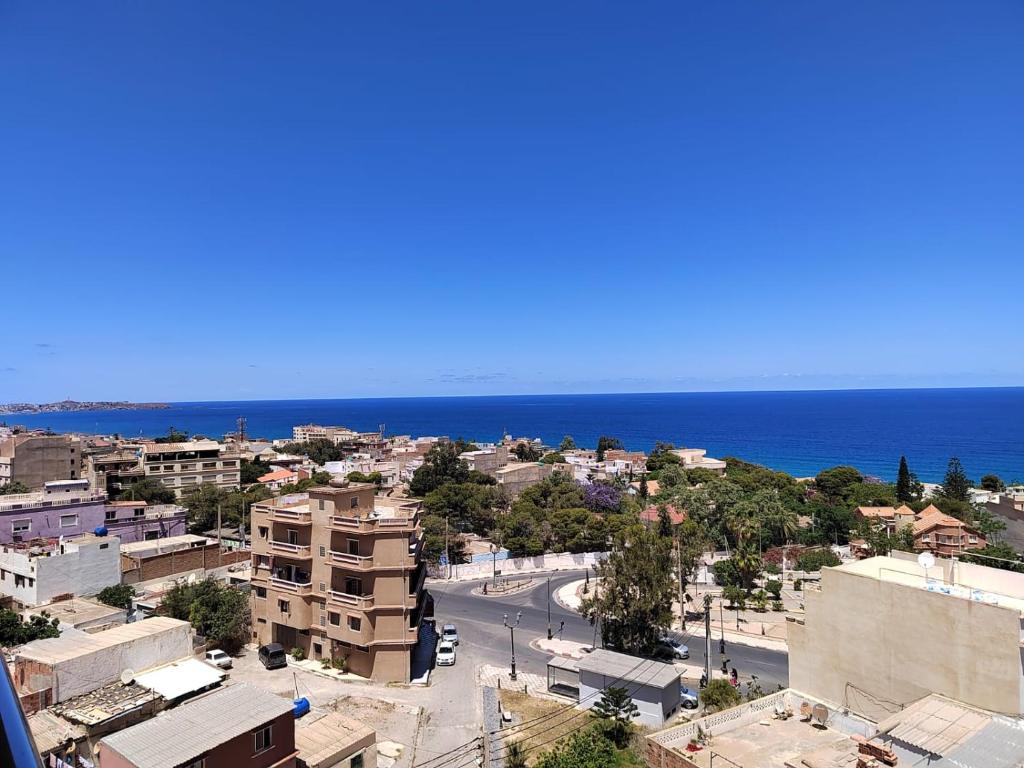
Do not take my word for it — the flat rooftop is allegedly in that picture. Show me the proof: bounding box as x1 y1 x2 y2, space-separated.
22 597 124 626
18 616 189 664
120 534 211 554
295 711 374 767
576 649 679 689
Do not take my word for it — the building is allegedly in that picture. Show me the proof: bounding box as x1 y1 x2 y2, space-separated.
86 447 145 496
14 616 193 708
103 499 189 543
139 440 241 497
853 503 918 532
458 445 509 476
0 433 82 489
639 505 686 527
495 462 557 498
548 649 682 727
22 596 127 634
96 683 298 768
258 468 299 490
295 711 376 768
119 533 250 585
912 504 986 555
249 482 428 682
789 553 1024 719
0 533 121 606
0 479 107 544
670 447 726 474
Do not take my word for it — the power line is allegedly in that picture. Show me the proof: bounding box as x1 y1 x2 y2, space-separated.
411 735 482 768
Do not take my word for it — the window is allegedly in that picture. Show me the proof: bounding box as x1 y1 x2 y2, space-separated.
287 529 298 545
320 615 326 627
99 543 109 549
134 508 145 517
319 582 326 593
278 599 290 614
348 616 361 632
60 514 78 528
350 497 359 509
254 587 267 599
329 612 341 626
319 545 326 557
258 526 269 539
313 642 322 657
352 753 364 768
318 499 325 511
256 555 271 569
144 531 159 541
12 520 30 534
105 509 117 521
347 539 360 556
254 725 273 754
181 759 206 768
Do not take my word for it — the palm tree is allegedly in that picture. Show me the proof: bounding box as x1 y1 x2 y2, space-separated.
733 544 763 591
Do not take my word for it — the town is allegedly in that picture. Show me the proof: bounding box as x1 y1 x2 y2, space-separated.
2 422 1023 768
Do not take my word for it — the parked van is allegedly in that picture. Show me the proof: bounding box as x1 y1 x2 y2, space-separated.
258 643 287 670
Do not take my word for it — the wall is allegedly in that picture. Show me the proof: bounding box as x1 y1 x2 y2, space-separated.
0 499 107 544
578 671 676 728
433 550 608 581
34 538 121 604
789 565 1024 718
121 543 250 584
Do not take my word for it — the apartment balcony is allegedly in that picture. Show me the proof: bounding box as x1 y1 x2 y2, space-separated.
266 507 312 525
327 590 375 609
269 540 312 558
270 576 313 595
328 513 419 534
326 550 374 571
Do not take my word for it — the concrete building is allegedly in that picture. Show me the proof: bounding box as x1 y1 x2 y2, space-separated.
258 468 299 490
670 447 726 474
852 503 986 555
22 596 127 634
789 554 1024 719
0 433 82 489
458 445 509 476
139 440 241 497
495 462 557 498
0 479 107 544
14 616 193 707
96 683 297 768
103 499 189 543
86 446 145 496
249 482 428 682
295 711 376 768
0 533 121 606
119 534 250 585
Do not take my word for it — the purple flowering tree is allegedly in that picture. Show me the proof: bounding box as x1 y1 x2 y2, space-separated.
583 482 621 512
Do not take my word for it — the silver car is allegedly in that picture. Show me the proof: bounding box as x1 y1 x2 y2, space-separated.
441 623 459 645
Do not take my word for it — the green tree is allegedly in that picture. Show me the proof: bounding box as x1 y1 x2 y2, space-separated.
420 514 468 564
114 478 177 504
161 579 249 654
534 727 617 768
814 466 864 504
559 435 577 452
896 456 914 503
732 545 763 590
980 474 1005 492
961 542 1024 572
646 442 682 473
596 436 624 462
279 438 344 464
591 686 639 748
701 678 741 712
506 741 528 768
540 452 565 465
181 482 230 532
581 526 673 655
97 584 136 610
514 443 543 462
0 481 30 495
153 427 189 443
657 506 673 538
239 459 268 485
722 584 745 608
409 443 471 496
638 477 649 500
0 610 60 645
797 549 841 571
346 470 384 486
940 457 972 502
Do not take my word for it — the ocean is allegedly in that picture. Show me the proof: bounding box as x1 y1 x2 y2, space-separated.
5 388 1023 483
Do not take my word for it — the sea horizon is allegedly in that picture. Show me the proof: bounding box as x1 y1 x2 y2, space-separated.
6 387 1023 485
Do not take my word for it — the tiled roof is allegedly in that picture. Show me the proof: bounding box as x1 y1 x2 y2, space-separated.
258 469 296 482
640 505 687 525
855 506 897 519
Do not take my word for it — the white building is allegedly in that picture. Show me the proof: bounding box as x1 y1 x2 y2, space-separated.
0 533 121 606
671 447 727 474
572 649 682 727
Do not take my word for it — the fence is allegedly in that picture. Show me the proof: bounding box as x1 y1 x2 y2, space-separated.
428 550 608 581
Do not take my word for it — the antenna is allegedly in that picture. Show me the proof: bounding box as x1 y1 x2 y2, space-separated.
236 416 247 442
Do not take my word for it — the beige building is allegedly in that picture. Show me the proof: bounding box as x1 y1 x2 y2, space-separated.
789 553 1024 719
0 433 82 489
139 440 241 497
249 482 427 682
495 461 558 498
458 445 509 476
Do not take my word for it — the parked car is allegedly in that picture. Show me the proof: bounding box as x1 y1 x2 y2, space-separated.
441 623 459 646
205 649 232 669
258 643 288 670
680 684 699 709
658 636 689 659
436 642 456 666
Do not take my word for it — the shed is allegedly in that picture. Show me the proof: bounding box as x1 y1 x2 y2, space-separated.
575 649 681 727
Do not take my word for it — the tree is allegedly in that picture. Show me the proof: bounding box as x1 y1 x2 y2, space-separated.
701 678 741 712
239 459 269 485
657 506 673 538
347 471 384 486
814 466 864 504
540 452 565 465
722 585 746 608
97 584 136 610
980 474 1006 492
896 456 913 504
409 443 471 496
638 477 649 499
961 542 1024 572
732 545 763 590
591 686 639 747
0 610 60 645
581 527 674 655
940 457 972 502
162 579 249 654
506 741 528 768
596 436 624 463
583 483 621 513
0 481 30 495
534 727 617 768
114 478 177 504
279 438 344 464
559 435 577 452
646 442 681 473
153 427 189 443
514 443 543 462
797 549 840 571
181 482 230 532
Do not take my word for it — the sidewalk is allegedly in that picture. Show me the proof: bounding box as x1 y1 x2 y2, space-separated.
479 664 559 700
680 619 788 652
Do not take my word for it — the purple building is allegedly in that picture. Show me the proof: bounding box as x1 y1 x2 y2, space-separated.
0 480 187 545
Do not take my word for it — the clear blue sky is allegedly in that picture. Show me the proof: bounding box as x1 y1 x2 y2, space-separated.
2 2 1022 402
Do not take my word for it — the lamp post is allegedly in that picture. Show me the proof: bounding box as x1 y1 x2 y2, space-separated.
546 576 553 640
491 543 498 589
504 611 522 681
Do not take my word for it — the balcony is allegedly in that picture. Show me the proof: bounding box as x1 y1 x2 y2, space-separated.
270 576 313 595
327 550 373 570
328 590 375 609
269 540 312 558
266 507 312 525
328 513 419 534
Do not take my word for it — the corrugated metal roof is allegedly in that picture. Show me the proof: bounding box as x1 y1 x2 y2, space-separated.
98 683 293 768
18 617 190 664
576 649 679 689
133 657 224 700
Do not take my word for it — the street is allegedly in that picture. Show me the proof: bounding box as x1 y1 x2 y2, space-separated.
428 569 790 690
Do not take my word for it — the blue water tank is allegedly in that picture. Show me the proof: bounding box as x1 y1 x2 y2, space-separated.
94 526 108 537
293 697 310 718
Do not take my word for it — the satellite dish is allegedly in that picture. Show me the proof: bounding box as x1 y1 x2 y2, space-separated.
120 669 135 685
800 701 813 719
812 704 829 726
918 552 936 570
187 573 198 584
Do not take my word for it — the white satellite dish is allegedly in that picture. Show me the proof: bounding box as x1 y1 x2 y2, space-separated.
120 669 135 685
918 552 936 570
187 573 198 584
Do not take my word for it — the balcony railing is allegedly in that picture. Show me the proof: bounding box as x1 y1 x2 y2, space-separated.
329 513 419 533
270 577 313 595
266 507 312 524
328 590 375 609
327 550 373 569
269 541 312 558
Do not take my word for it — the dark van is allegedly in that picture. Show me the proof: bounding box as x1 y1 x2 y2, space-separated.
258 643 287 670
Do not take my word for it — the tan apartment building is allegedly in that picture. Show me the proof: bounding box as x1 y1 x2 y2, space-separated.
140 440 241 497
249 481 427 682
0 433 82 489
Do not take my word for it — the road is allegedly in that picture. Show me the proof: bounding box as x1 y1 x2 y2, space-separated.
428 570 790 690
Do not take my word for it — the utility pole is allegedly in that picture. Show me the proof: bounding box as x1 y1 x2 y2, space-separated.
217 503 223 568
444 516 450 579
676 535 685 631
719 595 726 655
503 612 522 681
546 575 552 640
703 594 713 690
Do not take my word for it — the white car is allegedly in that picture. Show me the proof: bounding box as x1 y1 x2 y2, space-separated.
436 642 456 667
658 636 689 660
441 623 459 645
205 649 232 669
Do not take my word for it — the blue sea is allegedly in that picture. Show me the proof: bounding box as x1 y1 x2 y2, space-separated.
5 388 1023 483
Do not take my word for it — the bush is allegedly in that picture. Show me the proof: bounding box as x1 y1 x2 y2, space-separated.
331 656 348 672
701 679 742 712
722 585 746 610
765 579 782 600
713 558 742 588
97 584 136 610
291 647 305 661
794 579 803 591
751 589 769 612
797 549 840 572
771 599 785 612
763 562 781 575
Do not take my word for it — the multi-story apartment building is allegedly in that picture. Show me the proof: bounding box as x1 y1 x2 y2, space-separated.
249 481 427 682
86 446 145 496
0 479 106 544
459 445 509 476
0 433 82 489
0 532 121 607
139 440 241 497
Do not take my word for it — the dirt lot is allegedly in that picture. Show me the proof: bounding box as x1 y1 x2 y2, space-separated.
498 689 593 764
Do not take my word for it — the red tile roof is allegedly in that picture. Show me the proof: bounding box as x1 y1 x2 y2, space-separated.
640 505 687 525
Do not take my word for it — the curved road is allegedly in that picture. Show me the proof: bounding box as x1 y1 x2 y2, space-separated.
428 570 789 689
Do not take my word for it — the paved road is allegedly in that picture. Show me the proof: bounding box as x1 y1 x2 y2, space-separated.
429 570 790 690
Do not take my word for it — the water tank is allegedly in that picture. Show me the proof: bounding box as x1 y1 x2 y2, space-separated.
94 526 108 537
293 697 310 718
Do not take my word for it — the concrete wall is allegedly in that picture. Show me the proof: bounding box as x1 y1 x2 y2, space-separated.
434 550 608 581
121 543 249 584
0 499 106 544
35 538 121 603
0 435 81 489
789 565 1024 719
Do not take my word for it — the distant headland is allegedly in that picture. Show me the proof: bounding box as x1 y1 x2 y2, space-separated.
0 400 169 415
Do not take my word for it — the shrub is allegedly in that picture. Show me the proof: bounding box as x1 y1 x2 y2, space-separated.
763 562 781 575
97 584 136 610
765 579 782 599
751 589 769 612
794 579 803 591
332 656 348 672
797 549 840 572
722 585 746 609
701 679 742 712
713 558 742 588
291 647 305 661
771 599 785 612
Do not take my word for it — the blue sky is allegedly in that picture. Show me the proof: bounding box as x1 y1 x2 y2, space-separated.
1 2 1022 402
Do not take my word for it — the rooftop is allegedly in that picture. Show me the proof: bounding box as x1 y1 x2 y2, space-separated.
22 597 124 627
295 711 374 766
51 680 157 726
576 648 680 689
133 657 226 700
98 683 294 768
258 468 297 482
141 440 222 453
119 534 210 555
18 616 190 664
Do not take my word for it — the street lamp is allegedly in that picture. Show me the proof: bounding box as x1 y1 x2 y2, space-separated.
491 543 498 589
546 575 552 640
503 611 522 681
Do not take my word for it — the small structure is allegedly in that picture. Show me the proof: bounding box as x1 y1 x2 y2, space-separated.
21 596 127 634
0 532 121 607
570 648 681 727
295 710 377 768
546 655 582 698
